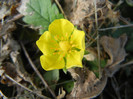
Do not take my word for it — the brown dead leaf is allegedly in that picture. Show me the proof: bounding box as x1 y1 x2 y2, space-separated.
0 22 36 89
57 87 66 99
0 22 17 63
0 22 16 38
100 34 127 77
0 62 22 86
67 67 107 99
17 0 30 15
63 0 105 26
0 0 20 20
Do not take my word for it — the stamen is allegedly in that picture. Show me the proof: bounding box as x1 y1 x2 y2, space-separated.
53 52 57 55
68 50 71 53
54 35 59 40
61 36 64 40
51 40 55 43
60 57 63 61
70 35 73 38
54 36 58 40
70 41 73 44
72 44 76 47
65 33 68 37
55 48 59 50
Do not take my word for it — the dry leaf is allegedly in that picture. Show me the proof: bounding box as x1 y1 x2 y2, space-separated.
0 22 36 88
100 34 127 77
63 0 105 25
0 0 20 19
0 62 22 86
84 53 95 61
17 0 30 15
57 87 66 99
84 47 97 61
0 22 16 62
67 67 107 99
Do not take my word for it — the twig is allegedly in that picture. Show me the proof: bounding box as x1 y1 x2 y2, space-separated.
6 14 24 23
54 0 67 19
86 36 98 48
4 74 50 99
120 60 133 68
94 0 101 78
20 42 56 98
98 24 133 31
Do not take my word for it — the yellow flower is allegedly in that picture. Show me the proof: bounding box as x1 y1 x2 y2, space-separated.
36 19 85 71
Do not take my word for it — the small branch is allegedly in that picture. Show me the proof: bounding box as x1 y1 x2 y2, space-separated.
6 14 24 23
94 0 101 78
5 74 50 99
98 24 133 31
20 42 56 98
54 0 67 19
120 60 133 68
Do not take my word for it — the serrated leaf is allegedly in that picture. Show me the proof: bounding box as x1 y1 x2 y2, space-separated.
23 0 63 33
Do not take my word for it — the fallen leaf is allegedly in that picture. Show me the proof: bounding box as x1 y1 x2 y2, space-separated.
100 34 127 77
84 47 97 61
17 0 30 15
0 22 36 88
0 0 20 20
84 54 96 61
57 87 66 99
63 0 105 25
0 62 22 86
67 67 107 99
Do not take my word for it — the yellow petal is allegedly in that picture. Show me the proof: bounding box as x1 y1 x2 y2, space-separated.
49 19 74 40
36 31 59 55
40 55 65 71
66 51 84 69
70 29 85 50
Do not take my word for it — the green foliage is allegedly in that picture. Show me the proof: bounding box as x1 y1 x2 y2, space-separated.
63 81 74 93
44 70 59 90
23 0 64 34
84 50 90 55
87 59 107 78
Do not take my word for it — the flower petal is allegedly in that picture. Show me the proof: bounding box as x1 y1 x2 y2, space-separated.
70 29 85 50
66 51 84 69
40 55 65 71
49 19 74 40
36 31 59 55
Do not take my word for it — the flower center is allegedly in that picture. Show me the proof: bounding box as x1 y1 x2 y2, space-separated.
59 41 71 52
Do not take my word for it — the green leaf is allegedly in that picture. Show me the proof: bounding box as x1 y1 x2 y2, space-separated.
84 50 90 55
23 0 64 33
87 59 107 78
44 69 59 90
63 81 74 93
